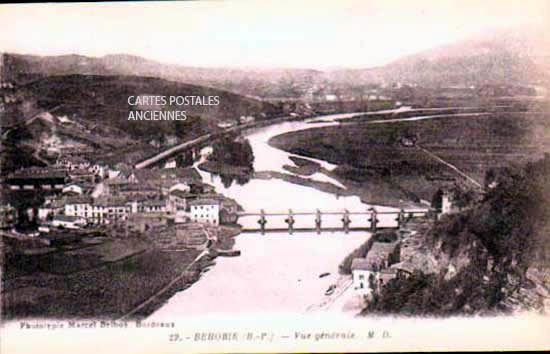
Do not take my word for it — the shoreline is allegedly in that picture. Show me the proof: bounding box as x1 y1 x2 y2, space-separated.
126 224 242 320
1 225 242 321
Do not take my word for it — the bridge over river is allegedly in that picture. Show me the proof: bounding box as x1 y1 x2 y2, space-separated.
237 207 432 234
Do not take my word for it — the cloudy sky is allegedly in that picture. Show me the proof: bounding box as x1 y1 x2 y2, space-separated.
0 0 547 69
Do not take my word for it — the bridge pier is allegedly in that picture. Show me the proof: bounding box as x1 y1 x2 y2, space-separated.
258 209 267 235
239 207 428 234
315 209 322 235
341 209 350 234
396 208 405 229
285 209 295 235
369 208 378 232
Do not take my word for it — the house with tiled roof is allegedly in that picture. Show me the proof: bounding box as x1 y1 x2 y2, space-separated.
351 241 400 292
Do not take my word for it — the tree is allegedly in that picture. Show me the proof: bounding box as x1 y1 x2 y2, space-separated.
450 184 475 210
431 189 443 210
368 273 376 292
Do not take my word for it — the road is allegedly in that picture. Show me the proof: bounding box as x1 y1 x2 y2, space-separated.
134 112 371 169
134 108 498 170
134 133 212 169
134 117 282 169
116 248 209 321
417 145 484 189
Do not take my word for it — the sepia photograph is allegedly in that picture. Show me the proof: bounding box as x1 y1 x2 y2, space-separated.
0 0 549 352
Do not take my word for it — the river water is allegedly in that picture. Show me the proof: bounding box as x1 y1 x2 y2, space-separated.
150 112 402 320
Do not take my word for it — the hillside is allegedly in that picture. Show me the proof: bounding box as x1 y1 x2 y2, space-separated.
4 74 279 134
362 154 550 316
2 53 323 99
327 27 550 87
0 74 280 170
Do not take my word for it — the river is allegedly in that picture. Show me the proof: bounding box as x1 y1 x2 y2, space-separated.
149 111 407 320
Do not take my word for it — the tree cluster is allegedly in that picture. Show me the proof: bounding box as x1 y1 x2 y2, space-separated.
363 154 550 316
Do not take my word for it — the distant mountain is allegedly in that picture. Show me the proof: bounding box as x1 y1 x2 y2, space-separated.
2 53 324 98
2 26 548 97
327 27 550 87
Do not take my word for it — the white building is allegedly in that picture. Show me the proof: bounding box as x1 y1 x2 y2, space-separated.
441 190 459 215
64 196 93 219
189 199 220 225
169 182 191 194
62 183 84 195
164 160 177 169
38 198 65 220
200 146 213 157
217 120 236 129
351 258 372 291
89 163 106 179
141 199 168 214
52 215 86 229
351 242 399 293
239 115 255 124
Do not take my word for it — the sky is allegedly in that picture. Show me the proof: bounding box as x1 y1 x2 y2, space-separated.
0 0 548 69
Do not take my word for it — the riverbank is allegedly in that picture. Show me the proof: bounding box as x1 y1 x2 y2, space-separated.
268 110 549 203
149 230 370 319
253 168 415 209
1 225 241 320
198 160 252 179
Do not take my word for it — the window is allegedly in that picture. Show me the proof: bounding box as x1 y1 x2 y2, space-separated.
359 274 364 280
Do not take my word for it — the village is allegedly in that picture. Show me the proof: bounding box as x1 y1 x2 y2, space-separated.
1 147 241 244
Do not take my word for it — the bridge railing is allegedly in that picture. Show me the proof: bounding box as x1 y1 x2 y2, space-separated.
238 208 433 234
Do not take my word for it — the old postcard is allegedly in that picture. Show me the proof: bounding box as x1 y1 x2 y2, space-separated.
1 0 549 352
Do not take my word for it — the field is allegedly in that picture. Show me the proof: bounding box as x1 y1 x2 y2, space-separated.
1 224 241 320
2 248 202 319
269 106 550 204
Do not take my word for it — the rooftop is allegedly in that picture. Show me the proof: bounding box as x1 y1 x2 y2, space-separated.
120 183 157 192
95 196 129 207
8 167 67 180
131 167 200 183
170 189 193 198
351 258 371 271
65 195 93 205
363 241 399 270
53 215 84 222
142 199 167 206
189 198 221 206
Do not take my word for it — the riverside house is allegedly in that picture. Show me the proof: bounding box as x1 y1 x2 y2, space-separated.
51 215 86 229
351 241 399 293
189 198 220 225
